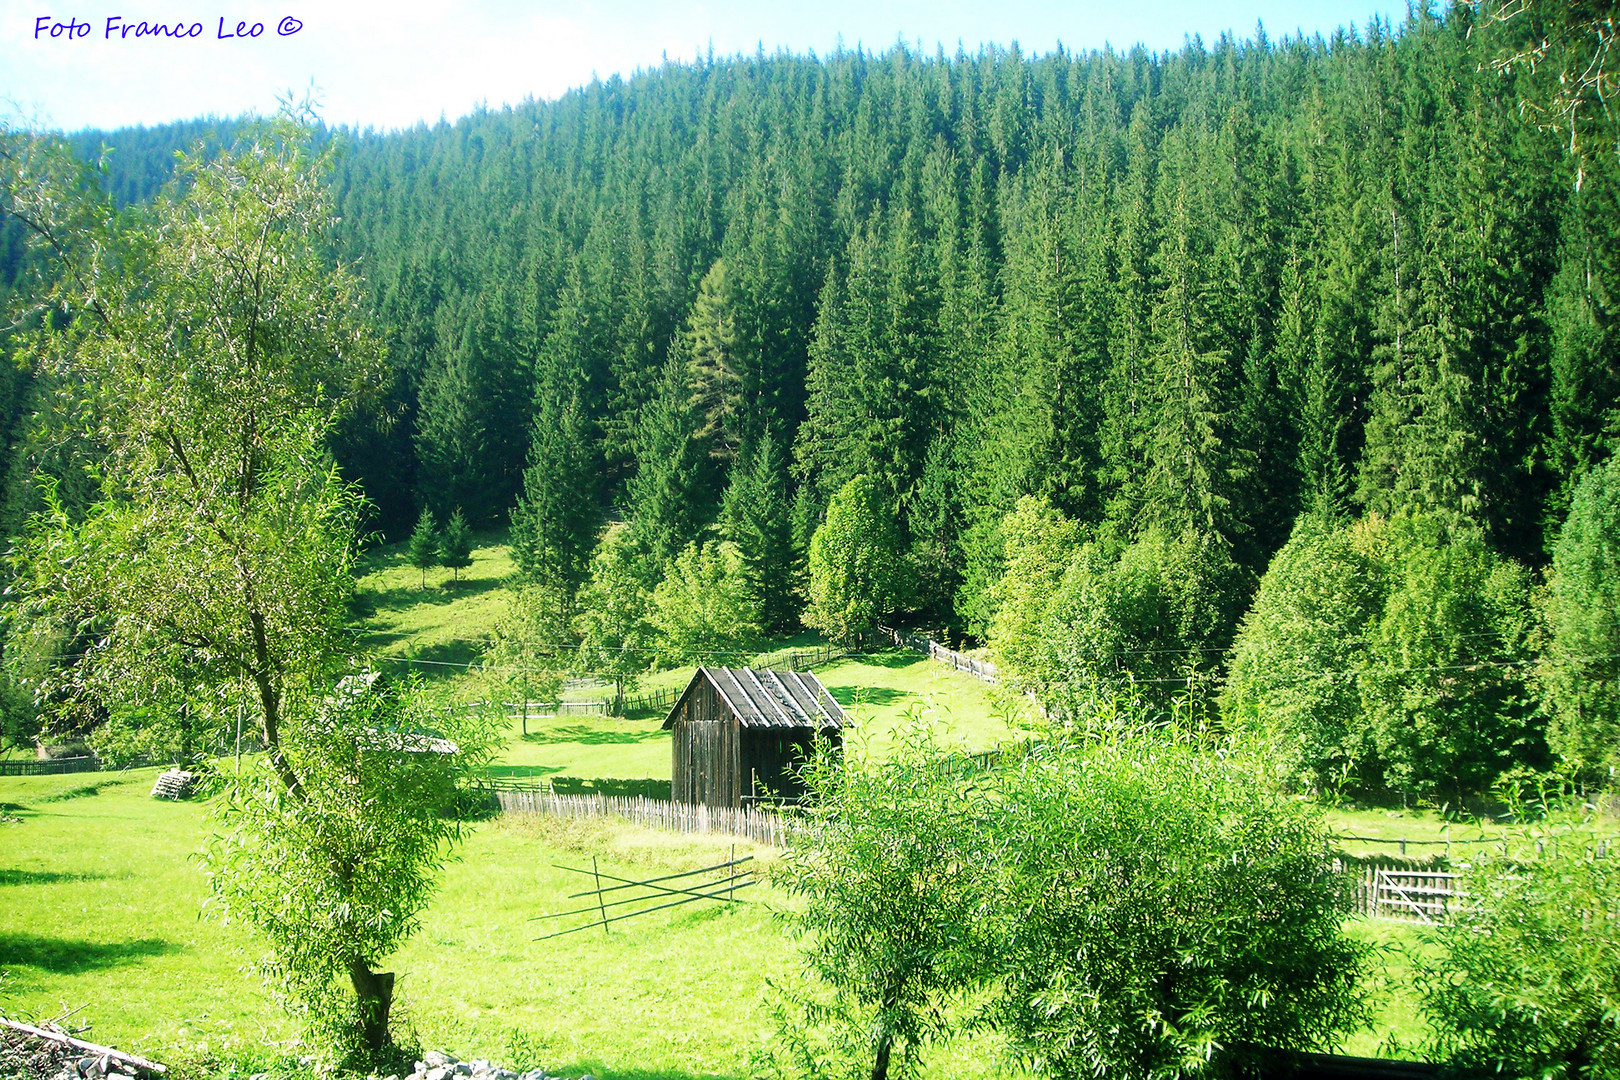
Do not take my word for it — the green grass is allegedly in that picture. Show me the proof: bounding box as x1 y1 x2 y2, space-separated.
350 531 517 698
0 768 277 1054
815 650 1036 763
1341 918 1440 1059
0 775 1026 1079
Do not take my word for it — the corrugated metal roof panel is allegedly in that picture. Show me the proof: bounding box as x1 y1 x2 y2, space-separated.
663 667 847 730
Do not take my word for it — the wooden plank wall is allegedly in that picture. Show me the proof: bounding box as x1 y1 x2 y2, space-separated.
671 678 742 808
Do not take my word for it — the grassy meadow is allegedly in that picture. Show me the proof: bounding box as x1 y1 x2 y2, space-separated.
0 532 1442 1071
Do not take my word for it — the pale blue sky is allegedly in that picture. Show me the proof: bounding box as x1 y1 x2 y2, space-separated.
3 0 1404 133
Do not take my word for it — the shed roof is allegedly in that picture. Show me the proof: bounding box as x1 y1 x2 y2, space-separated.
663 667 848 731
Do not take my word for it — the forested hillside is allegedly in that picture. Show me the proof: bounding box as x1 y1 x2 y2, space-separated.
3 3 1617 798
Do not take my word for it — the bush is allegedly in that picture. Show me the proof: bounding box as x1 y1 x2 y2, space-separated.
771 722 1000 1080
990 733 1369 1079
1419 821 1620 1078
772 721 1369 1080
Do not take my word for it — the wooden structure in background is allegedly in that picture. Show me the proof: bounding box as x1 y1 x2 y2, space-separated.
663 667 846 808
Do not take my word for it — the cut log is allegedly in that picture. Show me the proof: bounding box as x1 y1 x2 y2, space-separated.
0 1018 167 1075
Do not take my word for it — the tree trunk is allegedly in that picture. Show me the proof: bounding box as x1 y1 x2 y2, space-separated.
349 959 395 1051
870 1029 894 1080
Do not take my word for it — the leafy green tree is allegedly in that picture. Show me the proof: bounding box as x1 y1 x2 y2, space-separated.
1539 455 1620 776
1360 511 1544 801
1 113 461 1054
772 722 1000 1080
1028 527 1246 722
1222 513 1387 792
1227 510 1545 800
985 496 1083 695
572 523 655 706
646 541 761 665
991 731 1370 1079
804 475 902 645
439 508 474 584
407 508 440 588
204 675 495 1054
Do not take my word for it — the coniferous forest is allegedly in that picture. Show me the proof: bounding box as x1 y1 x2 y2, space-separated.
3 3 1618 803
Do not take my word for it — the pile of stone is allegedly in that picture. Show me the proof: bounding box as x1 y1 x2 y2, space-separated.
394 1050 592 1080
1 1022 76 1080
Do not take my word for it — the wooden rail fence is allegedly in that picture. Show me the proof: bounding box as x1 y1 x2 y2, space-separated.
497 789 798 846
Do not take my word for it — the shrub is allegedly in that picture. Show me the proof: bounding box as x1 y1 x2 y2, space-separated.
1419 821 1620 1078
771 722 1000 1080
990 733 1369 1079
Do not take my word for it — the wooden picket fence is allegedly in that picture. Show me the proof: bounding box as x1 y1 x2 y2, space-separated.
497 789 798 846
0 755 100 777
878 626 998 684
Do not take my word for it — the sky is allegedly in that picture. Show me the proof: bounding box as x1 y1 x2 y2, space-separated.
3 0 1402 134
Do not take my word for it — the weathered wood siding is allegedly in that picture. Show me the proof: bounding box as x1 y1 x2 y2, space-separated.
671 680 842 808
671 678 742 807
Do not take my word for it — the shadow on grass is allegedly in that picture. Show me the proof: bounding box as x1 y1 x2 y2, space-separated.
0 932 181 974
354 574 507 618
521 725 665 746
485 764 566 779
823 685 911 708
0 869 111 886
850 649 926 670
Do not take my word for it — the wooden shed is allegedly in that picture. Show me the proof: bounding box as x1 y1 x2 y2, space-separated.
663 667 847 808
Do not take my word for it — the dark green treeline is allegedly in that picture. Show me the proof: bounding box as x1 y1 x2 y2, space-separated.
20 6 1620 643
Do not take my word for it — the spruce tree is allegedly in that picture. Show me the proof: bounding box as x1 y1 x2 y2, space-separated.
720 432 799 634
407 507 440 588
439 508 474 584
509 386 598 614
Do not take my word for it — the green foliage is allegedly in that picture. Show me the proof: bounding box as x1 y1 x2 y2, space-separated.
646 541 761 666
984 496 1083 694
1222 514 1387 792
772 722 1000 1080
991 733 1370 1079
804 475 902 645
720 432 800 634
1540 456 1620 776
482 582 569 713
407 508 440 588
508 388 598 607
1363 513 1545 800
1226 511 1544 801
202 676 496 1058
438 508 474 582
1418 814 1620 1078
626 353 712 567
571 523 655 697
989 501 1244 721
